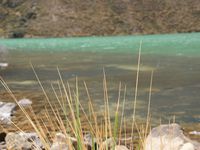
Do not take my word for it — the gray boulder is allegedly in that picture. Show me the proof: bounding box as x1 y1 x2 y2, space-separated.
144 123 200 150
50 132 94 150
5 132 44 150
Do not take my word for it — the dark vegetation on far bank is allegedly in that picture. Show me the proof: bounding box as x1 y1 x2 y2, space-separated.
0 0 200 38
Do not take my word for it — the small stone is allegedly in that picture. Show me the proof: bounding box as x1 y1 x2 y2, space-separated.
83 132 98 149
0 102 16 124
0 45 8 69
25 11 37 19
51 133 77 150
0 141 6 150
115 145 129 150
18 98 32 107
0 63 8 68
189 131 200 135
51 133 69 150
84 133 93 146
102 137 115 148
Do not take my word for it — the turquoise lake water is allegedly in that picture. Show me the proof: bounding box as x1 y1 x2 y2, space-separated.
0 50 200 127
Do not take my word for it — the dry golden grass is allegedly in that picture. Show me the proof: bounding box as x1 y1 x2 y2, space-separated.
0 44 155 149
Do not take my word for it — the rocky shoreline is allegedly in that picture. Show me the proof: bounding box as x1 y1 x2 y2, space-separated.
0 123 199 150
0 101 199 150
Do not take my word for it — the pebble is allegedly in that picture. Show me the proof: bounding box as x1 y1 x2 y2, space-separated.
102 137 115 148
51 133 69 150
0 63 8 69
18 98 32 107
189 131 200 135
0 102 16 124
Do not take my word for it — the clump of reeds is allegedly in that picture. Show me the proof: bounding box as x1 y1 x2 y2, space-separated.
0 43 154 150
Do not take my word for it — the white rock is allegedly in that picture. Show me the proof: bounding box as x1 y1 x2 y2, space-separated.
18 98 32 107
180 143 194 150
102 137 115 148
0 45 8 69
0 102 16 124
51 143 68 150
0 141 6 150
115 145 129 150
51 142 68 150
189 131 200 136
144 123 200 150
0 63 8 68
51 133 70 150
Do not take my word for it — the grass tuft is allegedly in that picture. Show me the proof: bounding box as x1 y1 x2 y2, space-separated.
0 43 156 150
